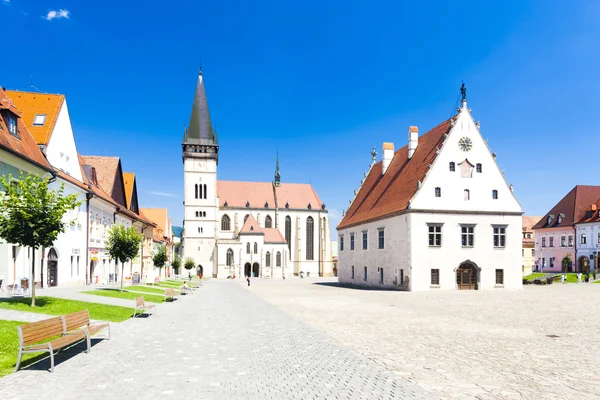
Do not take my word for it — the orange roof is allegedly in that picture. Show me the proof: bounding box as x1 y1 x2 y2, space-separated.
239 214 262 234
337 118 454 230
123 172 135 209
217 181 323 210
0 88 52 171
263 227 286 243
5 91 64 145
140 208 168 233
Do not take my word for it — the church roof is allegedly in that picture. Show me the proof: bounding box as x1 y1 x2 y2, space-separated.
0 88 52 171
239 214 262 234
263 228 286 243
533 185 600 229
5 90 64 146
217 180 324 211
337 118 454 230
183 72 217 146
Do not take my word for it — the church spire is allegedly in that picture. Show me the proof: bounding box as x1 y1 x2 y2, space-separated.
274 151 281 187
184 71 217 145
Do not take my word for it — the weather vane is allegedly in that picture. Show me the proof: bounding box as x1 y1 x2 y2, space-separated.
460 81 467 101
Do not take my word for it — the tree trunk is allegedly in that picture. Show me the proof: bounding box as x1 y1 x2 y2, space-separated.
120 261 125 292
31 247 36 307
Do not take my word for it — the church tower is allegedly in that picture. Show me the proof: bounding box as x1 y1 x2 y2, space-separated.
182 71 219 278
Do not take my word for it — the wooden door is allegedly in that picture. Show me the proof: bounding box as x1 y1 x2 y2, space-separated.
456 265 476 290
47 261 58 287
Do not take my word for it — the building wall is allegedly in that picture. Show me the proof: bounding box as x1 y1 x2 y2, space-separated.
45 100 83 181
575 223 600 271
522 245 535 276
533 227 575 272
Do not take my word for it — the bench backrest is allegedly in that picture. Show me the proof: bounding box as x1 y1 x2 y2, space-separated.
18 316 64 346
135 296 145 307
63 310 90 332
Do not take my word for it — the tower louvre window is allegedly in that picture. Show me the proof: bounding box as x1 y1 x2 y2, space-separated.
203 184 207 199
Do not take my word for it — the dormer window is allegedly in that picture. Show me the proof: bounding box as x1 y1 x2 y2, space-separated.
558 213 564 224
6 114 18 138
547 215 554 226
585 211 593 219
33 114 47 126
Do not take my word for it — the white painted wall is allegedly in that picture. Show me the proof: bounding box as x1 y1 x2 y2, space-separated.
45 100 83 181
576 223 600 271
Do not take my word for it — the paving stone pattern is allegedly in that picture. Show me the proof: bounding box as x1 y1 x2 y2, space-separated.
0 280 432 400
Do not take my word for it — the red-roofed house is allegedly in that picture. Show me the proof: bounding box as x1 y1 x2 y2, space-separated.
337 92 523 291
180 72 332 278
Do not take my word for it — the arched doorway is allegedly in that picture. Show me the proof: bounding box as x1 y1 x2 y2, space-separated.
456 262 478 290
244 262 252 277
252 262 260 278
579 256 590 274
47 248 58 287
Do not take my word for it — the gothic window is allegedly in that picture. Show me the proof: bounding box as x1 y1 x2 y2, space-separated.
285 216 291 254
265 215 272 228
276 251 282 267
306 216 314 260
227 249 234 266
254 242 258 254
244 214 250 223
246 242 250 254
221 214 231 231
199 184 203 199
266 252 271 267
203 184 207 199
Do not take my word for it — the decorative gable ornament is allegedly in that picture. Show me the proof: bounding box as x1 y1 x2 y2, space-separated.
307 203 312 210
459 159 474 178
250 226 254 231
264 201 269 208
246 201 250 208
321 203 326 210
223 200 228 207
285 202 289 209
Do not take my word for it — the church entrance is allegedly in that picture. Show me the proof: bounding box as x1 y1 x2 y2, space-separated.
244 263 252 277
252 262 260 278
456 262 478 290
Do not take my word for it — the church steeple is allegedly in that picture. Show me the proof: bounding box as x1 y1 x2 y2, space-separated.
274 152 281 187
182 71 219 164
183 70 217 146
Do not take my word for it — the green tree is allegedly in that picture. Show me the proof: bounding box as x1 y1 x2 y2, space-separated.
152 244 168 279
105 224 143 292
171 256 181 275
0 173 81 306
184 257 195 271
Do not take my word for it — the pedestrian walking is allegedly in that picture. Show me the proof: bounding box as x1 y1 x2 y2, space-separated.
247 275 251 287
577 272 582 283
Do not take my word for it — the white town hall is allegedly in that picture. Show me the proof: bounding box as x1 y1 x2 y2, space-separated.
180 72 333 279
337 86 523 291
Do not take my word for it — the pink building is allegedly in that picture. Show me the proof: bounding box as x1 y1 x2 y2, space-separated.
533 186 600 273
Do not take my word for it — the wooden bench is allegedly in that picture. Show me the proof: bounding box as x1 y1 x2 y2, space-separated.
133 296 156 317
63 310 110 352
164 288 177 301
15 316 87 373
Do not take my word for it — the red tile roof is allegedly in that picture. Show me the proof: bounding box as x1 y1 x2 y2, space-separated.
5 91 64 145
0 88 53 172
337 118 454 230
238 214 287 243
80 156 127 206
239 214 262 234
218 181 275 209
533 186 600 230
263 228 286 243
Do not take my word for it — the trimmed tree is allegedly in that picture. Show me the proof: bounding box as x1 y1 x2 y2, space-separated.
184 257 195 271
171 256 181 275
0 173 81 307
105 224 143 292
152 244 168 279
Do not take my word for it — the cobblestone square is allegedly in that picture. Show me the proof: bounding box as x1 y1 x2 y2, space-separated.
251 278 600 399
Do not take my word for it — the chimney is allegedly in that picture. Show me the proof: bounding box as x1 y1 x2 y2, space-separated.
382 142 394 174
408 126 419 159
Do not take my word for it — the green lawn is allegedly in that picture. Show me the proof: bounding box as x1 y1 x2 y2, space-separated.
524 273 547 281
0 297 133 322
0 320 47 378
553 273 595 283
127 285 167 295
83 289 165 303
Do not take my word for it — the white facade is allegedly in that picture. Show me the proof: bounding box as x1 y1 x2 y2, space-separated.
575 223 600 272
338 99 523 291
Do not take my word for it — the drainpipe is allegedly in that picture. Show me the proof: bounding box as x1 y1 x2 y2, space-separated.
141 223 148 279
85 191 93 285
113 207 120 283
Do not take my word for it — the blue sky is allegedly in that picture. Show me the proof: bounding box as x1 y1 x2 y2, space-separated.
2 0 600 230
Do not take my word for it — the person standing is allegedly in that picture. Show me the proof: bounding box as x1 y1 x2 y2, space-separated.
247 275 251 287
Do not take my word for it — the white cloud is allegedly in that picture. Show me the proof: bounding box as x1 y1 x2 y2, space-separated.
43 9 69 21
2 0 11 6
149 191 178 198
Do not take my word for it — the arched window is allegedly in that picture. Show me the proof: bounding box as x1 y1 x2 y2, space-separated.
265 215 272 228
203 184 207 199
253 242 258 254
276 251 282 267
285 216 291 254
195 184 198 199
221 214 231 231
246 243 250 254
199 184 203 199
306 216 314 260
266 252 271 267
244 214 250 223
226 248 234 266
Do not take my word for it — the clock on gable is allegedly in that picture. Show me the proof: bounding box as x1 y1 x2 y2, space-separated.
458 137 472 152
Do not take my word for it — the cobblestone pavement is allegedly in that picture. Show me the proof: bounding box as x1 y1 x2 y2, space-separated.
250 278 600 400
0 280 431 400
